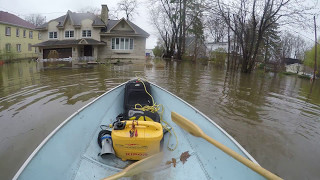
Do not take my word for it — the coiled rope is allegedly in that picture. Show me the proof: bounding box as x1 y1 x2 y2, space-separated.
134 76 178 151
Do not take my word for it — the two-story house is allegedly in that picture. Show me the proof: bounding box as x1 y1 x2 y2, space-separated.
34 4 149 61
0 11 41 60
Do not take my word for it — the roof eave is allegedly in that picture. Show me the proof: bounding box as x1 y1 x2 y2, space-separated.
92 25 105 28
0 21 36 30
100 33 148 38
107 18 137 34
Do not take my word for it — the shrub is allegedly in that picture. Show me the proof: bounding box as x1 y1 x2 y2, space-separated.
210 48 226 66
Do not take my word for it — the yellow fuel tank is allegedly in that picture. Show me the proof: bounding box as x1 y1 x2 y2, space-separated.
111 120 163 161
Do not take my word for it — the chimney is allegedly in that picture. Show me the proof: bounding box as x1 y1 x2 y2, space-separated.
101 4 109 25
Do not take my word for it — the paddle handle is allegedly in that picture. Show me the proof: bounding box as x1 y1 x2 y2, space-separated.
102 171 125 180
202 134 282 180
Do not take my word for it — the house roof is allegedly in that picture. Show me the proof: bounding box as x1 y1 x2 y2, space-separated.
37 11 149 37
185 37 195 46
37 11 105 29
105 18 149 37
0 11 36 29
284 58 302 65
32 39 106 47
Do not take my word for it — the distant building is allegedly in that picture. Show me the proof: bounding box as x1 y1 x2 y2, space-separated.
0 11 41 60
145 49 154 58
33 4 149 61
206 41 240 56
184 37 206 58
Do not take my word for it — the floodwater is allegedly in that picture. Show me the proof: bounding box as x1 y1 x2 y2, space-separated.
0 60 320 180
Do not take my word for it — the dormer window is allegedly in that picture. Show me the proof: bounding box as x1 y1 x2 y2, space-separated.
49 32 58 39
65 30 74 38
82 30 91 37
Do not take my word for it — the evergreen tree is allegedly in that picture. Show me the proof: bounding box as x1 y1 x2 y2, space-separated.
261 17 281 63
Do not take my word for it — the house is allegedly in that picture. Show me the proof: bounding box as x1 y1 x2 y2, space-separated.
206 41 240 56
0 11 41 60
33 5 149 62
145 49 155 58
284 58 304 74
184 37 206 58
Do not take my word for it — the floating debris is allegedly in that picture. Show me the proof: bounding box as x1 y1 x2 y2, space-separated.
166 158 177 167
180 151 191 164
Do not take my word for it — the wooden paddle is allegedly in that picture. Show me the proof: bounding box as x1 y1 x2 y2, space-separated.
171 112 282 180
102 152 163 180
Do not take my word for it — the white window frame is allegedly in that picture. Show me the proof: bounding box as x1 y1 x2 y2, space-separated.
16 44 21 52
82 30 91 38
38 32 41 40
6 43 11 52
5 27 11 36
29 31 33 39
111 37 134 50
23 29 26 38
65 30 74 38
16 28 20 37
49 31 58 39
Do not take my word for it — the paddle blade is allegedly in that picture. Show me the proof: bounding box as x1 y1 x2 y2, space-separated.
102 152 164 180
171 112 204 137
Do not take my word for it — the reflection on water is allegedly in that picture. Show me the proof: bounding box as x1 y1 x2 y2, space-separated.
1 61 320 179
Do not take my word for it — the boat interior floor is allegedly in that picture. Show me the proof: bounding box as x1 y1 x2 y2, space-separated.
72 120 210 180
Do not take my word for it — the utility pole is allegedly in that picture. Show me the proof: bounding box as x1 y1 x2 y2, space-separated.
227 11 230 69
314 16 317 81
181 0 186 57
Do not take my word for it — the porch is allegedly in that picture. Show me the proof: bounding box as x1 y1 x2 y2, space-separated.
33 39 105 61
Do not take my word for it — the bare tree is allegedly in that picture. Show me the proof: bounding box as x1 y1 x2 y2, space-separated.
215 0 316 73
24 14 46 27
149 0 206 59
117 0 138 21
205 14 227 42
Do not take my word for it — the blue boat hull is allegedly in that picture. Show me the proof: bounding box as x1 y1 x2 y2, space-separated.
14 81 265 180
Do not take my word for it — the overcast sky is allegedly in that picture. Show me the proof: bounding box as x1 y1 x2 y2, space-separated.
1 0 320 49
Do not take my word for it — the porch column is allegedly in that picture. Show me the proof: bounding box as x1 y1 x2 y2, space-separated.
93 46 98 60
72 46 80 61
38 47 43 60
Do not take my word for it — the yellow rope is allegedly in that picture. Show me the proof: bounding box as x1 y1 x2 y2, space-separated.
134 76 178 151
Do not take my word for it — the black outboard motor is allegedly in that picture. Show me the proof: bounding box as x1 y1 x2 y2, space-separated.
124 79 153 112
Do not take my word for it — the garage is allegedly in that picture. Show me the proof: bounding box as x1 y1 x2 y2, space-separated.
43 48 72 59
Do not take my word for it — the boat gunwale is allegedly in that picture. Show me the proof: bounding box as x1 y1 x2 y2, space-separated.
12 82 126 180
13 80 259 180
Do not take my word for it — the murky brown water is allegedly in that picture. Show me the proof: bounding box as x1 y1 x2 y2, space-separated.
0 60 320 179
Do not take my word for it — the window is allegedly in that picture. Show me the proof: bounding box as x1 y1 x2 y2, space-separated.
23 30 26 37
125 38 129 49
16 44 21 52
38 32 41 40
130 39 134 49
111 38 134 50
82 30 91 37
49 32 57 39
16 28 20 37
120 38 125 49
65 30 74 38
29 31 33 39
5 43 11 52
28 43 32 51
5 27 11 36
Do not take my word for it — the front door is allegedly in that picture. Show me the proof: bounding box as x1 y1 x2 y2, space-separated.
84 45 92 56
